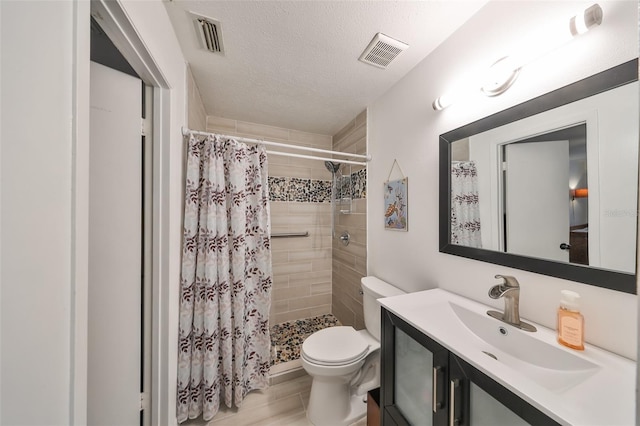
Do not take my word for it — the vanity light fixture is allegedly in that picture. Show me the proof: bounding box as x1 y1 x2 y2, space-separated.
570 4 603 36
432 3 603 111
480 56 521 97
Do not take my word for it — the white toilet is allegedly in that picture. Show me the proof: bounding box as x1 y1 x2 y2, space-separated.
301 276 405 426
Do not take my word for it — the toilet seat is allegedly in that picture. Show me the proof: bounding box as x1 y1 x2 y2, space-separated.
302 326 369 366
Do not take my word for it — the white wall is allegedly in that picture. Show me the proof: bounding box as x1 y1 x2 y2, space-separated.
368 1 638 359
1 1 85 424
1 0 187 424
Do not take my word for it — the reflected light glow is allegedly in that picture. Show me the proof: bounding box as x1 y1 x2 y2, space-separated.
432 4 603 111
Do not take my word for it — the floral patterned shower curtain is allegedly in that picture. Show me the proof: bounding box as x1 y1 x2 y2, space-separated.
451 161 482 248
177 134 273 423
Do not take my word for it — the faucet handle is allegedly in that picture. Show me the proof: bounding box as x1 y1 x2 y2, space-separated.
494 274 519 288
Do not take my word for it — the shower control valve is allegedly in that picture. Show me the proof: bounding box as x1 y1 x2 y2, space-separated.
339 231 350 246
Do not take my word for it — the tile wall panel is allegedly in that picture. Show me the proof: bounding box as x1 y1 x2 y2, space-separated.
331 110 368 329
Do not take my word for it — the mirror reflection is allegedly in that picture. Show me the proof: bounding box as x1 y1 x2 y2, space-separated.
452 125 589 263
449 80 638 275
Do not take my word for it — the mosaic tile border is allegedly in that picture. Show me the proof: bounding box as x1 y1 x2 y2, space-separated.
351 168 367 199
268 169 366 203
269 177 288 202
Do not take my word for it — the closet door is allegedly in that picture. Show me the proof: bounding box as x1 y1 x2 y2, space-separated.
88 61 142 425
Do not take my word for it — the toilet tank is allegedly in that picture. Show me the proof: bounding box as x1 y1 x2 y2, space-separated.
361 276 406 341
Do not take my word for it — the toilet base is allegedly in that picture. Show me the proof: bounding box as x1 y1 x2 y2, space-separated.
344 393 368 425
307 391 367 426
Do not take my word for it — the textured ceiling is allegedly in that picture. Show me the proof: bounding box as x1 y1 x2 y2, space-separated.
165 1 488 135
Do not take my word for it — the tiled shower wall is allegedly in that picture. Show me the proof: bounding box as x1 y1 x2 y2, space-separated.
331 110 368 329
206 116 334 325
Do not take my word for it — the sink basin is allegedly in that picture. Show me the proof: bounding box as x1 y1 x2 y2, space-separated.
449 302 599 392
378 288 635 425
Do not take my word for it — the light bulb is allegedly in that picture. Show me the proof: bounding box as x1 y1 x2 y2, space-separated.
570 4 603 37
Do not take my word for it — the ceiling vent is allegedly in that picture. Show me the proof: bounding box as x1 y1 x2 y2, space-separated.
358 33 408 69
190 12 225 54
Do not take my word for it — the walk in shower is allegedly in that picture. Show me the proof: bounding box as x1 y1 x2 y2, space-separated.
202 113 369 381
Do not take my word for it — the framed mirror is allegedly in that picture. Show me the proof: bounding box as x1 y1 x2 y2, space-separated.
439 60 638 294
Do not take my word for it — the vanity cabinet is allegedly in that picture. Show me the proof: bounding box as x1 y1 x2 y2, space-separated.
381 308 559 426
381 308 449 425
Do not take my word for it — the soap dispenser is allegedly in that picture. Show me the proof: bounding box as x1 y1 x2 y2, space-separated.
557 290 584 351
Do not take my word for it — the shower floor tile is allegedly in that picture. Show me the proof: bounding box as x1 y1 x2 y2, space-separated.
270 314 341 366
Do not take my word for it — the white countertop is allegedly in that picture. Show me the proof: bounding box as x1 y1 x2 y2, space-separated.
379 288 635 426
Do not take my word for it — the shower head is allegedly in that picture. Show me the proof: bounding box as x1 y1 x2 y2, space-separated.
324 161 341 174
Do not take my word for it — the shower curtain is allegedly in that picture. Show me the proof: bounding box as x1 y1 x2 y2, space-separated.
177 134 273 423
451 161 482 248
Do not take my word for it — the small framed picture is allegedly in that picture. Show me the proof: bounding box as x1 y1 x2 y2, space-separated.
384 178 408 231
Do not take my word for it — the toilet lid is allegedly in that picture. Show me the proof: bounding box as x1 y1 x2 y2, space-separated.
302 326 369 365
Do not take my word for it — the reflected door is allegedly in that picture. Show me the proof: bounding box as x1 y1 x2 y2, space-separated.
505 140 570 262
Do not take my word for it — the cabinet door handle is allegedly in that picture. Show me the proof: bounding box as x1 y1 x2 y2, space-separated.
449 379 459 426
432 366 442 412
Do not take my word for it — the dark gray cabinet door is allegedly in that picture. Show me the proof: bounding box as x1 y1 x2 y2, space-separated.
448 353 560 426
381 309 448 425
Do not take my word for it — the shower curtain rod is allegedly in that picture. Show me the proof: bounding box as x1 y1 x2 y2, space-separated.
182 127 371 166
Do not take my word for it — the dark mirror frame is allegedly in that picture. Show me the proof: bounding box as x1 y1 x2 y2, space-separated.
439 59 638 294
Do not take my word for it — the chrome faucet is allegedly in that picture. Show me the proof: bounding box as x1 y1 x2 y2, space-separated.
487 274 536 332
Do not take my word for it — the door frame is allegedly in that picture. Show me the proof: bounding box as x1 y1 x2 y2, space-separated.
73 1 174 424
